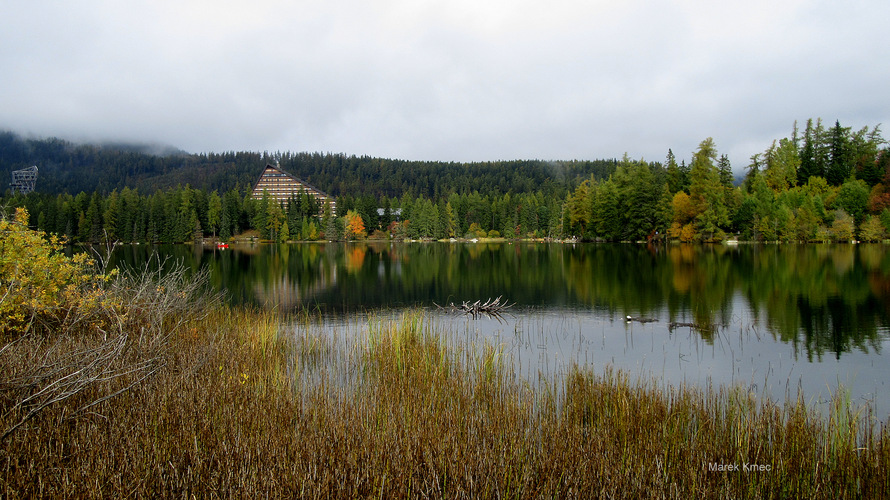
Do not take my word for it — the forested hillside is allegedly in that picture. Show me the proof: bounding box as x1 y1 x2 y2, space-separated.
0 131 617 198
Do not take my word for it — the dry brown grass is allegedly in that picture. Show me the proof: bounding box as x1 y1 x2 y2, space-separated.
2 294 889 498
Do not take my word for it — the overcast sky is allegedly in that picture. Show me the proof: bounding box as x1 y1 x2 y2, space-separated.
2 1 888 170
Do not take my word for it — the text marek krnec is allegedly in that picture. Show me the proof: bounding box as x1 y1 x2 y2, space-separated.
708 462 772 472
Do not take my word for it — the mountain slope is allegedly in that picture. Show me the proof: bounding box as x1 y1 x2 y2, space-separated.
0 131 619 198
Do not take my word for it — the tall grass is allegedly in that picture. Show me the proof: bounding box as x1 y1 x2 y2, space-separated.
2 295 889 497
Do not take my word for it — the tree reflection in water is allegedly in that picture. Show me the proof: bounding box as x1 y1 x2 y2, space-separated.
109 241 890 361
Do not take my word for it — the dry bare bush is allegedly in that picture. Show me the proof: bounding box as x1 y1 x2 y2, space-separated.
0 213 219 442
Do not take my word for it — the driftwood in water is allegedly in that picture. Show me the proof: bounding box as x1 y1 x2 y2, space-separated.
668 321 715 333
435 296 514 320
625 316 658 324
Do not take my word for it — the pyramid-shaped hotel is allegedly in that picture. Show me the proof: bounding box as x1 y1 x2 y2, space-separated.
250 164 336 213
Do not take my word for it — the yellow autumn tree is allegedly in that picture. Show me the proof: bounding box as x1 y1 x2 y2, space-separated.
671 192 698 225
345 210 367 240
670 192 699 241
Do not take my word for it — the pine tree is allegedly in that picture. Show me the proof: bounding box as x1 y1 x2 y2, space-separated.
192 219 203 244
176 188 199 243
655 185 674 237
85 195 103 243
207 191 222 238
252 192 271 239
323 202 342 240
103 190 120 242
665 149 684 193
797 118 820 185
678 160 690 192
618 159 658 240
852 125 885 186
593 178 620 240
566 179 592 236
752 175 776 241
717 154 733 188
266 202 285 242
826 120 852 186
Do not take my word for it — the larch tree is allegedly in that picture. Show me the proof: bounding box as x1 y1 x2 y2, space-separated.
764 138 800 192
689 138 729 240
345 210 366 240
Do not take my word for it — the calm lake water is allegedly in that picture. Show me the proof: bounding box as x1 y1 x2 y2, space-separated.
110 241 890 416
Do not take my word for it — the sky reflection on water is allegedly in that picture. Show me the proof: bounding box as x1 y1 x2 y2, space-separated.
111 241 890 417
300 298 890 419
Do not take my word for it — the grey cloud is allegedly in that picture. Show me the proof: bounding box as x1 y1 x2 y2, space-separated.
1 0 888 170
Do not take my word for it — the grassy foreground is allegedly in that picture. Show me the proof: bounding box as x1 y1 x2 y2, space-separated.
3 305 889 498
1 212 889 497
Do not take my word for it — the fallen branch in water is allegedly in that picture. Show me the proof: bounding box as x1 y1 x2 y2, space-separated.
625 315 658 324
434 296 514 321
668 321 716 333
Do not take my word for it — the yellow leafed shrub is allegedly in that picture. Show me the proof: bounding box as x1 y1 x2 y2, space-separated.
0 208 117 334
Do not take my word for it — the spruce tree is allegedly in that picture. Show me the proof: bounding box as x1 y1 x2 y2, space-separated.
826 120 852 186
717 154 733 188
665 149 683 193
797 119 819 185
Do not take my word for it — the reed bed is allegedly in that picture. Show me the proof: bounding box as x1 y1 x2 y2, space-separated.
2 280 889 497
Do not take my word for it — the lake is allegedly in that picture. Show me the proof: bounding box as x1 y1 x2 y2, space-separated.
110 241 890 417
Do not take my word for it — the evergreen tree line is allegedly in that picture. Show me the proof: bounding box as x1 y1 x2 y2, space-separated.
3 187 336 244
2 118 889 243
339 191 566 240
2 185 568 243
564 120 890 242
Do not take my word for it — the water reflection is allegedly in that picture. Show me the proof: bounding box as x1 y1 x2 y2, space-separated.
109 242 890 362
108 242 890 416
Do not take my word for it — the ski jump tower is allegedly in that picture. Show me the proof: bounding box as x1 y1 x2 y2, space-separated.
10 166 38 194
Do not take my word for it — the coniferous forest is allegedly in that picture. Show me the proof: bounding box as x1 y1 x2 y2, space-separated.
1 118 889 243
